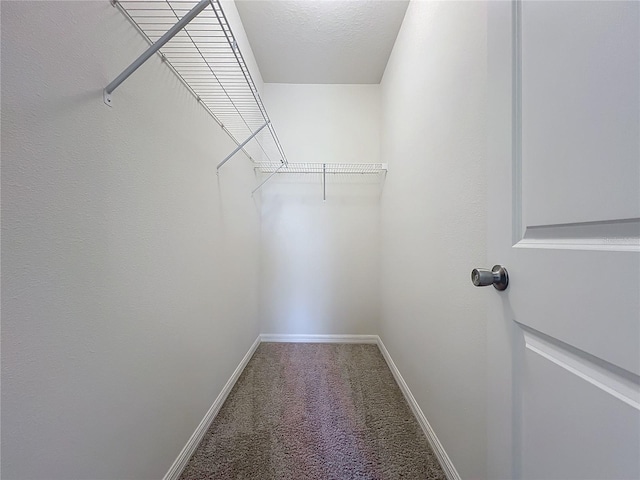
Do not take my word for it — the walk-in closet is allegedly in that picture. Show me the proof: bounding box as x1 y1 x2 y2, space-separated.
2 0 638 479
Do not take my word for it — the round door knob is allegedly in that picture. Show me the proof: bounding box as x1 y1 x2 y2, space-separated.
471 265 509 291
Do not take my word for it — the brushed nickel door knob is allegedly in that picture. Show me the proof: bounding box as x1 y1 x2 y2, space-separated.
471 265 509 291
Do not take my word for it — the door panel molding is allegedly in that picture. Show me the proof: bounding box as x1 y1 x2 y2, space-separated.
523 329 640 411
511 0 523 245
516 217 640 252
518 0 639 229
522 347 640 480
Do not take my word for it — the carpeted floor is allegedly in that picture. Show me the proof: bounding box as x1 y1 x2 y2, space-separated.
179 342 447 480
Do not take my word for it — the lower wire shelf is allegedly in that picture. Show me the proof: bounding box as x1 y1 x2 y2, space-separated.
252 162 388 199
255 162 387 175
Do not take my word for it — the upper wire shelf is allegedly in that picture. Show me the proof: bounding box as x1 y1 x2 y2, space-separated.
106 0 385 197
108 0 287 167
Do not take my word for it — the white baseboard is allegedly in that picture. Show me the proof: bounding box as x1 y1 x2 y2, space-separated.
260 333 378 344
163 335 261 480
164 333 459 480
376 337 461 480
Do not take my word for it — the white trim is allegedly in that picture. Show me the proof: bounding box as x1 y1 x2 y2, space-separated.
376 337 461 480
523 330 640 411
164 333 459 480
260 333 378 344
163 335 261 480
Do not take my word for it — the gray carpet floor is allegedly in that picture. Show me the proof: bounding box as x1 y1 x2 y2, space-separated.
179 342 447 480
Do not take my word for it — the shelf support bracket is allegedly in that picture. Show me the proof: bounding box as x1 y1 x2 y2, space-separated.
103 0 211 106
217 121 270 171
323 163 326 201
251 163 284 195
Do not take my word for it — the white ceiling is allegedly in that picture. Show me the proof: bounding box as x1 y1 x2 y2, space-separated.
235 0 409 84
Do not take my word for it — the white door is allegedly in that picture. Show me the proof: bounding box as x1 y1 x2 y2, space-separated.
486 1 639 479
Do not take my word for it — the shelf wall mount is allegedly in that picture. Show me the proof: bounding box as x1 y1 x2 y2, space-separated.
104 0 210 107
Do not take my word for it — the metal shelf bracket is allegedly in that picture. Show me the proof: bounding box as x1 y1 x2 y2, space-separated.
104 0 210 106
251 163 284 195
217 121 270 171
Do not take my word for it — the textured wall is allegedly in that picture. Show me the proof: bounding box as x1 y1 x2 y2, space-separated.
260 84 381 335
1 1 261 478
379 1 489 478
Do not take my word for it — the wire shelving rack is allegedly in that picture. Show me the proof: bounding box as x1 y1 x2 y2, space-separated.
253 162 388 200
105 0 388 195
106 0 287 169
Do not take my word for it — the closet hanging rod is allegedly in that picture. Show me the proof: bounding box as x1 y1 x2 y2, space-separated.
104 0 210 106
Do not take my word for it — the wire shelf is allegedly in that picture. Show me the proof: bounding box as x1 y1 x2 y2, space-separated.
113 0 287 165
108 1 385 196
255 163 388 175
252 162 387 199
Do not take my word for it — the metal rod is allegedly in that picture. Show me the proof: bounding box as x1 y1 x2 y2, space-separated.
105 0 210 95
251 163 284 195
323 163 326 201
217 121 269 170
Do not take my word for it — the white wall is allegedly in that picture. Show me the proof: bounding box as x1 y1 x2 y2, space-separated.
263 84 380 164
260 84 381 335
379 2 488 479
1 2 262 479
